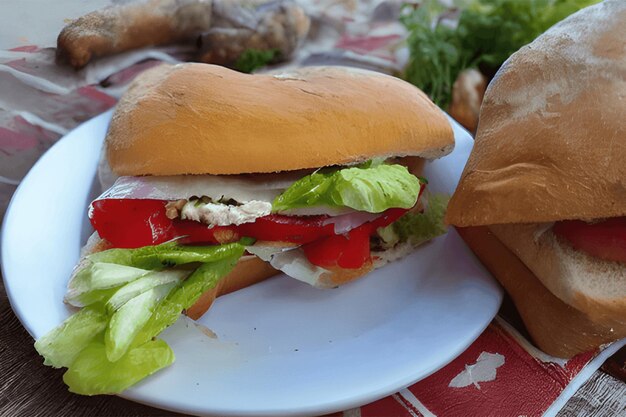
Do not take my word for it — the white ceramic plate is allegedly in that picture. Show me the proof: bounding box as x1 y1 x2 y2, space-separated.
2 110 502 417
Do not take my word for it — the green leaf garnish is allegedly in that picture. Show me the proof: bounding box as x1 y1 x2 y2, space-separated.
401 0 600 108
63 339 174 395
36 241 247 395
380 193 450 246
273 164 423 213
132 254 242 347
34 305 108 368
234 48 280 73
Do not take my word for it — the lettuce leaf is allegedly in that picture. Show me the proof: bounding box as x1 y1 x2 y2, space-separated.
34 305 108 368
132 254 242 347
65 263 150 307
379 193 450 246
105 270 187 313
63 339 174 395
273 164 423 213
36 241 247 395
88 240 248 270
105 283 176 362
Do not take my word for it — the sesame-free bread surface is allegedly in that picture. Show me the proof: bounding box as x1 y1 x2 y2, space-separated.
106 63 454 176
446 0 626 227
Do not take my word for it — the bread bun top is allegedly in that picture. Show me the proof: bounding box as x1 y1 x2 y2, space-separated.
446 0 626 226
106 63 454 176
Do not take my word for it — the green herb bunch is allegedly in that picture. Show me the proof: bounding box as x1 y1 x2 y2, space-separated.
401 0 600 109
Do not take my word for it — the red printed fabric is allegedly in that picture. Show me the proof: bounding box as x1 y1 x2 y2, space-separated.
356 320 601 417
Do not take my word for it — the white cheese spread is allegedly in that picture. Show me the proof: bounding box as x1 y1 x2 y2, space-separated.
181 200 272 226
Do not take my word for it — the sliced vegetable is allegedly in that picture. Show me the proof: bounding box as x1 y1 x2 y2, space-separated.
302 208 408 269
238 214 335 244
63 339 174 395
553 217 626 263
105 270 187 313
133 254 242 347
303 226 372 269
65 263 149 307
105 284 176 362
36 240 247 395
388 194 449 245
34 306 108 368
88 240 247 270
90 198 340 248
91 199 173 249
273 164 423 213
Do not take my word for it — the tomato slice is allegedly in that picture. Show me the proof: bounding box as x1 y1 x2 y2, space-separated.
173 220 239 245
90 198 412 270
553 217 626 263
90 199 174 248
90 199 336 248
238 214 334 244
302 208 409 269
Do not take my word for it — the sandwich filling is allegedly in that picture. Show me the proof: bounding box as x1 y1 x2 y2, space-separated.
553 218 626 264
88 160 447 283
35 159 448 395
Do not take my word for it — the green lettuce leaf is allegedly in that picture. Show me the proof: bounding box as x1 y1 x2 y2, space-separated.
379 193 450 246
88 240 248 270
34 305 108 368
273 164 423 213
36 240 248 395
133 254 242 347
65 263 150 307
63 339 174 395
105 284 176 362
105 269 187 313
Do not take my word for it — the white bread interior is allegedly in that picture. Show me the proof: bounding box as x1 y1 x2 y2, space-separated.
458 226 626 358
489 223 626 327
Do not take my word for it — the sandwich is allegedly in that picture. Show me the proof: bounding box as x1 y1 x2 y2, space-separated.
35 63 455 394
445 0 626 358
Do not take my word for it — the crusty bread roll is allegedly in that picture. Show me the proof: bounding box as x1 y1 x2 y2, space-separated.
446 0 626 227
106 63 454 176
457 226 626 358
445 1 626 356
489 223 626 326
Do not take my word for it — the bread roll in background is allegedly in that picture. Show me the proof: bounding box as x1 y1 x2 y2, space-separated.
446 0 626 227
446 0 626 357
457 227 626 358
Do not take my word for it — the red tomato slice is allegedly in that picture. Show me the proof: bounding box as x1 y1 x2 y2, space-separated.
173 220 239 245
90 199 174 248
238 214 334 244
90 198 412 270
302 208 409 269
90 199 336 248
553 217 626 263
